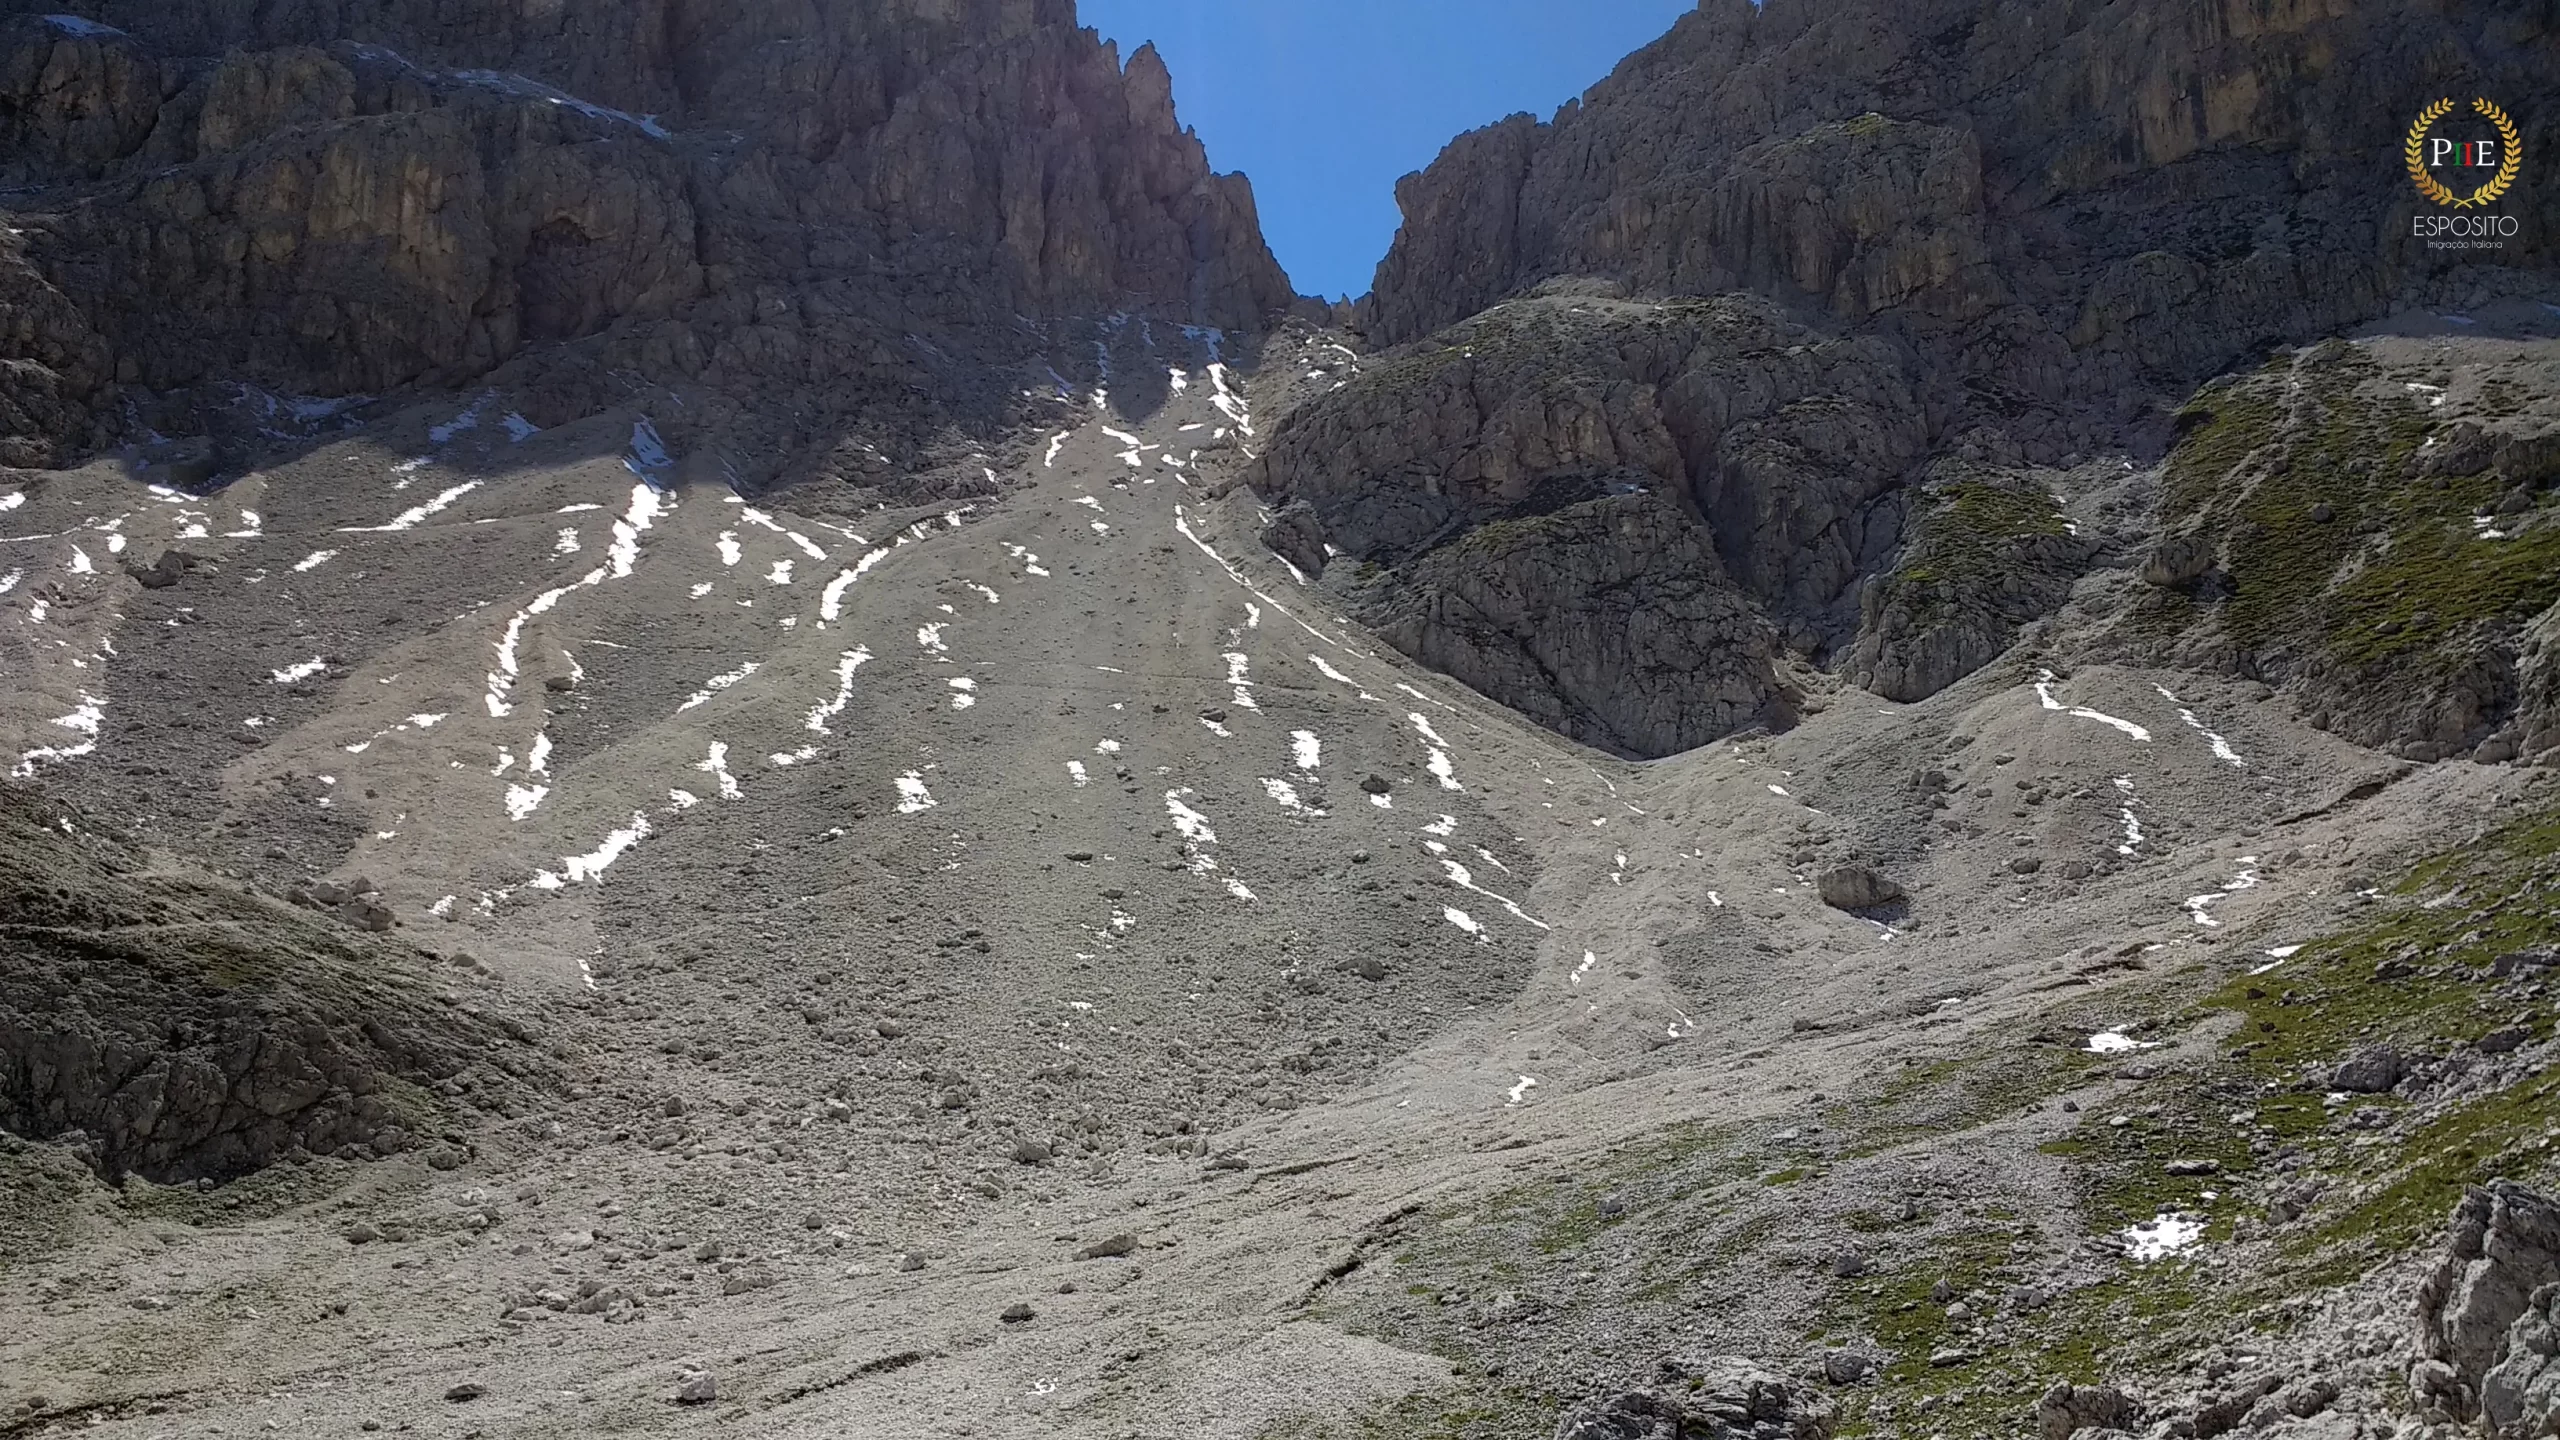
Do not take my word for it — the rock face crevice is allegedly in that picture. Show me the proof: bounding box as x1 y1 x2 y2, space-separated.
0 2 1293 470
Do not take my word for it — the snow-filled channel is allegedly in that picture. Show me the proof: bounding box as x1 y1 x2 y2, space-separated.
821 549 894 620
532 813 653 890
2156 685 2245 766
2033 670 2153 741
349 480 479 533
483 484 668 718
1440 858 1548 929
805 648 872 733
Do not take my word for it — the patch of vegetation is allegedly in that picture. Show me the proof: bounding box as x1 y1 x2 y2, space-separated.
2152 350 2560 680
1877 479 2076 634
1821 1219 2227 1438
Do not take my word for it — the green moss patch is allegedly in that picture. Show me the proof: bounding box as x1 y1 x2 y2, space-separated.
2151 350 2560 684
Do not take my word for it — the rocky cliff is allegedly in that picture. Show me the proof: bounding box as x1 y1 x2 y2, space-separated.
0 0 1293 476
1255 0 2560 758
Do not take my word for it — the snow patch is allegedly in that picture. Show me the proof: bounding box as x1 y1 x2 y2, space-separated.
2122 1213 2204 1263
1260 777 1324 814
696 742 742 800
624 417 674 484
2085 1031 2162 1054
895 772 938 814
269 657 328 684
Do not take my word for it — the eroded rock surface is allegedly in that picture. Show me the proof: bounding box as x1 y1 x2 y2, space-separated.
2418 1181 2560 1416
0 2 1292 470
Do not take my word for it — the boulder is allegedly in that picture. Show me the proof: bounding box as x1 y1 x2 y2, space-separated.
2038 1381 2139 1440
1817 866 1903 912
2331 1046 2405 1095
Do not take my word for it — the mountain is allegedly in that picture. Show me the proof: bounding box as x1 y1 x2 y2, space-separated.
0 0 1293 477
3 3 2560 1440
1254 0 2560 759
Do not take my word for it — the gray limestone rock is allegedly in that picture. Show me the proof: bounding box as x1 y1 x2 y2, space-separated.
2417 1183 2560 1416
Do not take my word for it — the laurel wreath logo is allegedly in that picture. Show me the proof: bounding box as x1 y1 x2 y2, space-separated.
2406 97 2523 209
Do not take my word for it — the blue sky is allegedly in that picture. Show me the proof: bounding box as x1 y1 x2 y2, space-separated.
1078 0 1696 302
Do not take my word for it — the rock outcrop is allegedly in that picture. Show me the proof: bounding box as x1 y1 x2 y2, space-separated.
2479 1284 2560 1439
1252 290 1926 756
0 2 1293 471
2415 1181 2560 1423
0 788 540 1182
1555 1355 1830 1440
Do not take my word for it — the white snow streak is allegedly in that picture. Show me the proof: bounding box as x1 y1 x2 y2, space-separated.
677 661 760 712
2184 856 2261 927
806 648 872 733
2156 685 2245 766
2034 670 2153 741
349 480 480 532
